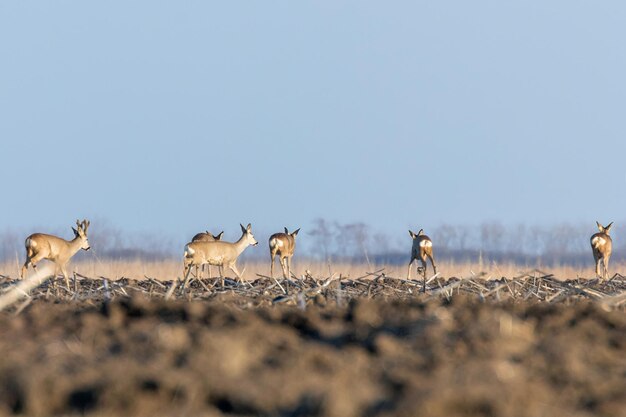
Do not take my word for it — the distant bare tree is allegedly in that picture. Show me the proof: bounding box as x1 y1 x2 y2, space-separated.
373 232 391 254
456 224 472 250
308 218 334 261
507 223 527 253
433 224 457 249
544 223 583 259
336 222 371 263
480 221 505 252
0 230 20 264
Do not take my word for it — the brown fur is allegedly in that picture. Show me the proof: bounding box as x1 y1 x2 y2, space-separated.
269 227 300 279
407 229 437 292
590 221 613 280
20 219 91 288
183 224 258 289
190 230 224 278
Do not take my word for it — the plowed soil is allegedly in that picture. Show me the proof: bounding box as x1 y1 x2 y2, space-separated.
0 289 625 417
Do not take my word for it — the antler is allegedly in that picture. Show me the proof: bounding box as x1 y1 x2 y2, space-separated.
77 219 90 233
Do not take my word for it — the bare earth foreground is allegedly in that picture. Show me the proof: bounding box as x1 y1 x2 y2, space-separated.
0 273 625 417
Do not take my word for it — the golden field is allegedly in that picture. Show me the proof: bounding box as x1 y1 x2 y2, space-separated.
0 257 616 283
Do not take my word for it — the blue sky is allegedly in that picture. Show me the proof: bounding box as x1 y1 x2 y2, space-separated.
1 1 625 246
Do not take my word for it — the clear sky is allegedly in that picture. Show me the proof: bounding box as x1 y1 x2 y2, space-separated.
1 1 625 245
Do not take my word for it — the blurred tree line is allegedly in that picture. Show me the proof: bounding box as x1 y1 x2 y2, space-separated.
306 218 615 266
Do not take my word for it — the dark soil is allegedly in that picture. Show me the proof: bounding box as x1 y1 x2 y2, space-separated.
0 293 624 417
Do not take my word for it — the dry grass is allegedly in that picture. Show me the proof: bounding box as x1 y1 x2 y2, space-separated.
1 257 622 282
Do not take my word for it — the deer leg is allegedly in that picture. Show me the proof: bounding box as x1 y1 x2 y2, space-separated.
217 265 224 287
182 260 190 289
183 263 189 281
420 257 428 277
23 252 46 279
595 256 601 278
61 265 70 290
420 257 428 293
428 254 437 276
603 255 610 280
270 252 276 278
277 257 288 293
20 258 31 279
407 258 415 280
287 256 292 279
21 247 36 279
279 257 287 279
181 262 193 291
51 265 60 286
229 263 242 284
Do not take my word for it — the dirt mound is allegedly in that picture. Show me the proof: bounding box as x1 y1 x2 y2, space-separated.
0 295 624 417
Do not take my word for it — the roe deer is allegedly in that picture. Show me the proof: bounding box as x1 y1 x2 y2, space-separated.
183 223 258 289
20 219 91 289
591 221 613 280
269 227 300 279
190 230 224 278
191 230 224 243
407 229 437 292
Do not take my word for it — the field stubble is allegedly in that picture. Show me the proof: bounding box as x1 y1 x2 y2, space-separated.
0 259 625 417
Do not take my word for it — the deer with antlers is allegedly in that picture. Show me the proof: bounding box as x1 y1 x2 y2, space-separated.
183 223 258 289
590 221 613 280
20 219 91 288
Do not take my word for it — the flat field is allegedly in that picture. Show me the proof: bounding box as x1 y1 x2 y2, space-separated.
0 262 624 417
0 258 615 283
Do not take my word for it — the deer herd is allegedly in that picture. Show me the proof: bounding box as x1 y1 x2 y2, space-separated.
17 219 616 290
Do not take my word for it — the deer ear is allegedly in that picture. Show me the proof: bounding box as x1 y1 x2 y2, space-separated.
606 222 613 232
408 230 415 239
293 228 300 236
597 221 603 232
240 224 246 233
216 231 224 240
246 223 252 231
418 229 424 236
72 227 79 236
284 227 289 234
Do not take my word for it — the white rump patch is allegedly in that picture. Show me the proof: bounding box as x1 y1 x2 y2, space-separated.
591 236 606 247
419 240 432 248
185 245 195 256
27 238 35 248
270 238 284 248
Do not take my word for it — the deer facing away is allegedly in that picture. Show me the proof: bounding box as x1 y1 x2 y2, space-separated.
269 227 300 279
20 219 91 288
407 229 437 291
183 223 258 289
190 230 224 278
590 221 613 280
